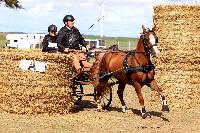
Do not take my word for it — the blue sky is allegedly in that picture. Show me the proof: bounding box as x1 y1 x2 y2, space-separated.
0 0 197 37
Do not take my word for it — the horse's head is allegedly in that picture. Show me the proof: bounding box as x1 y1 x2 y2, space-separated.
141 25 159 57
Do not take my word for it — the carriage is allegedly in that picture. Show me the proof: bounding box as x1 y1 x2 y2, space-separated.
71 45 119 109
70 25 169 119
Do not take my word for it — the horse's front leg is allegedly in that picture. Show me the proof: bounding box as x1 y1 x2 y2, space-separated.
149 79 169 112
117 83 126 113
133 82 151 119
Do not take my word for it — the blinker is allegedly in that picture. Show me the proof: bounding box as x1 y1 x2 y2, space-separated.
155 37 158 43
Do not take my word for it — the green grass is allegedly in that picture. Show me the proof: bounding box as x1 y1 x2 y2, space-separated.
0 33 138 50
0 33 6 48
84 35 138 50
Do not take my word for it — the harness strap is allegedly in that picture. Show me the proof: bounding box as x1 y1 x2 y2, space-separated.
124 65 155 74
123 51 155 84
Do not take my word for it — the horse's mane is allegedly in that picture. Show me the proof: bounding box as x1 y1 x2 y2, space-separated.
89 52 105 79
108 44 119 51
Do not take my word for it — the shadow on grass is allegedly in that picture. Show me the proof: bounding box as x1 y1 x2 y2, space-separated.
71 100 96 113
71 102 170 122
131 108 170 122
107 107 169 122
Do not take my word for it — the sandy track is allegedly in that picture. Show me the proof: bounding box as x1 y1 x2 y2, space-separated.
0 85 199 133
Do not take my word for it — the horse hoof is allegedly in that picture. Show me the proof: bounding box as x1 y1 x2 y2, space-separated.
104 109 108 112
122 106 126 113
96 108 104 112
142 113 151 119
162 105 169 112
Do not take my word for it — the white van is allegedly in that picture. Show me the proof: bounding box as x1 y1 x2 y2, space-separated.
6 34 45 49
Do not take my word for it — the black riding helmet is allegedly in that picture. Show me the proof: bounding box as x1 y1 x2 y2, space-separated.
48 24 57 32
63 15 75 22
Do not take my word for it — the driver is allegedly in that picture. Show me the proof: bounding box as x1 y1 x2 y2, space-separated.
56 15 91 78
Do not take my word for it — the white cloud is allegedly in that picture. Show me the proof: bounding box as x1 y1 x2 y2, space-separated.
77 1 96 7
2 0 196 37
103 2 153 25
58 0 96 8
24 2 54 16
20 0 35 3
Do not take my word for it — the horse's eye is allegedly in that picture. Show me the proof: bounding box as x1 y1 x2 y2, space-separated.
155 37 158 43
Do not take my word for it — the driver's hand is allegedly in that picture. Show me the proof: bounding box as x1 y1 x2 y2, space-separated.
64 48 69 52
82 47 87 52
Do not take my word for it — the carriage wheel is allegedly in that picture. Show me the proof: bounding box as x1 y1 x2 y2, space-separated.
102 84 112 110
73 84 84 105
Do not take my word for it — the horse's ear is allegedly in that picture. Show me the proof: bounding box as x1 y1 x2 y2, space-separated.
142 25 145 30
142 25 147 33
152 26 156 31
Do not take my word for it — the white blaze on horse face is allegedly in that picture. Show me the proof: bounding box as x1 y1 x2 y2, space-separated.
149 34 159 57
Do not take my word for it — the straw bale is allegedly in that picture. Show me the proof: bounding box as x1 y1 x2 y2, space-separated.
151 5 200 111
0 49 74 114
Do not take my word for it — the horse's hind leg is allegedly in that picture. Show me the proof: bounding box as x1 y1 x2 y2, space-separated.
149 80 169 112
117 83 126 113
133 81 151 119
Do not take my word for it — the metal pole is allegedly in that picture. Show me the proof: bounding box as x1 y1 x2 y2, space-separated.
100 7 104 38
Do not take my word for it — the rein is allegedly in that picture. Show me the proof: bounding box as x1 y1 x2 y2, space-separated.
99 67 124 79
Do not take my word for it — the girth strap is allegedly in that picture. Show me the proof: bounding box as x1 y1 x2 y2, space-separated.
124 64 155 74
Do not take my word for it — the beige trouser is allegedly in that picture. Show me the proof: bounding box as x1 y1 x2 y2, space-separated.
70 52 91 71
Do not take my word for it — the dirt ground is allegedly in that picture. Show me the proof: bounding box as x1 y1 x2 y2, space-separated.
0 85 199 133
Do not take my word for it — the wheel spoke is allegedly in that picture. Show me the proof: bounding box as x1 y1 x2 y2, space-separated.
73 85 83 105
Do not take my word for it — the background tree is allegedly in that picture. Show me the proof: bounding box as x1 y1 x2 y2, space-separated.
0 0 23 9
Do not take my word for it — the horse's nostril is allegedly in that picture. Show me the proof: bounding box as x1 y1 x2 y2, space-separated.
154 53 159 57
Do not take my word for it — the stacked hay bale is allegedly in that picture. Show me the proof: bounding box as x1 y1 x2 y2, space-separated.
0 49 74 114
151 5 200 111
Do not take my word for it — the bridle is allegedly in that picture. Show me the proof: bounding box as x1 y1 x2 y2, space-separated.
142 30 158 57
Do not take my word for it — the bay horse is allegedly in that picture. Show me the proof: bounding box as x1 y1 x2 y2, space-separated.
95 25 169 119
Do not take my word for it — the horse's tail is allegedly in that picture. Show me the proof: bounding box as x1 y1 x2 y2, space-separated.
102 82 115 96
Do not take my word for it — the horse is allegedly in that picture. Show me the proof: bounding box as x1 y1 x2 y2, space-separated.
95 25 169 119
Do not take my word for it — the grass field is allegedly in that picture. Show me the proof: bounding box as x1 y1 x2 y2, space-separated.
0 33 6 48
0 33 138 50
84 35 138 50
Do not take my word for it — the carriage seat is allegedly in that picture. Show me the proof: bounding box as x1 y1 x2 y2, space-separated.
73 71 90 82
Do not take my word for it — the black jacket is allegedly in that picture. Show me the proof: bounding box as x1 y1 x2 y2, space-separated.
42 34 57 53
56 26 86 52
